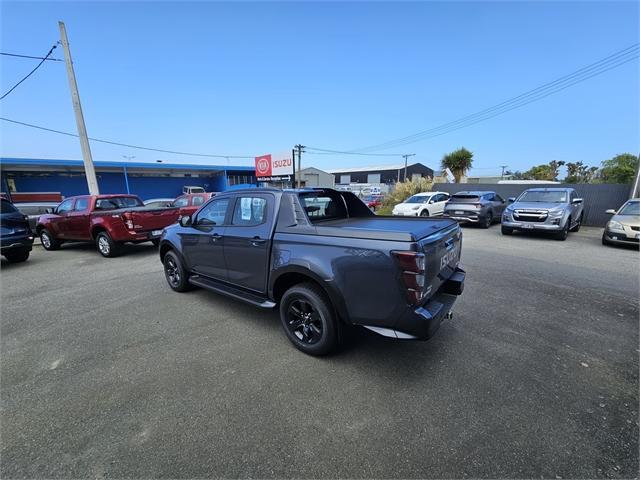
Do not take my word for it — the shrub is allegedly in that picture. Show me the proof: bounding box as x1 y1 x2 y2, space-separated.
377 177 434 215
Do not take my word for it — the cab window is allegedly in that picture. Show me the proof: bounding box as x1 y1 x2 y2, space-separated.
192 195 205 206
196 198 230 226
173 197 189 208
74 198 89 211
57 199 74 214
231 197 267 226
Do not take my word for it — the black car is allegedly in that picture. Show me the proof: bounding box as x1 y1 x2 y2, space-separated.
159 188 465 355
443 191 507 228
1 198 34 263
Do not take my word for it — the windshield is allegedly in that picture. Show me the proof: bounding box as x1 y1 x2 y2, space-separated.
405 195 429 204
95 196 143 210
518 190 568 203
618 201 640 215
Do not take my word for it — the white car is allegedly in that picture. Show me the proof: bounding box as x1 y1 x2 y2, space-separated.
392 191 450 217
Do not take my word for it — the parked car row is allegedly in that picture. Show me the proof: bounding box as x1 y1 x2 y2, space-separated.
386 187 638 245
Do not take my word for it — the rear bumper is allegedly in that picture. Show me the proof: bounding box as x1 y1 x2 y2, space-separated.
372 266 466 340
117 229 165 242
1 234 34 253
443 213 481 223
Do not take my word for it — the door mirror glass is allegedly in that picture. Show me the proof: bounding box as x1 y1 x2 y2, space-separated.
179 215 192 227
605 209 617 214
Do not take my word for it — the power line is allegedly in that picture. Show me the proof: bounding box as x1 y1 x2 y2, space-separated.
305 146 406 157
311 43 639 154
353 43 639 152
0 44 59 101
0 52 63 62
0 117 256 159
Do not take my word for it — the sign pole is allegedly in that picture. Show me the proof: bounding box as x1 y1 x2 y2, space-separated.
291 148 296 189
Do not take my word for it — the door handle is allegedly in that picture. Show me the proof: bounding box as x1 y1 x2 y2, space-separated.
250 236 266 246
211 233 223 242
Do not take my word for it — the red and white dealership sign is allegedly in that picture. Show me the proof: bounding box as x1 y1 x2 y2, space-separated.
255 152 294 178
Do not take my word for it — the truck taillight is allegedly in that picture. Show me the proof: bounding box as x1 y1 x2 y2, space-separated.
121 213 134 230
393 251 426 306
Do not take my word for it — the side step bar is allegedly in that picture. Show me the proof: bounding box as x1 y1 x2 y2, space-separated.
188 275 276 309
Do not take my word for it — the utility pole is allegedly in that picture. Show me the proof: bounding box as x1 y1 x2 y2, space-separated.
630 152 640 199
402 154 415 182
500 165 508 179
59 21 99 195
295 144 305 188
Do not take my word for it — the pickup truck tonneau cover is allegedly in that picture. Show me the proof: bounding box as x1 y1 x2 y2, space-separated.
316 217 457 242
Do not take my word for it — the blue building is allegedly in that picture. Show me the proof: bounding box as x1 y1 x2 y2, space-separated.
0 158 257 199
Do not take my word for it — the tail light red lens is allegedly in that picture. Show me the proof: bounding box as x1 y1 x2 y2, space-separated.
121 213 134 230
393 251 426 305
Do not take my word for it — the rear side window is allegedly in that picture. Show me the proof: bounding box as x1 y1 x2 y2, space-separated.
0 199 17 213
192 195 205 206
299 192 347 222
232 197 267 226
451 195 480 202
75 198 89 211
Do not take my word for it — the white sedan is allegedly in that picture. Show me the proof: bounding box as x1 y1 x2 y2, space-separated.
392 191 450 217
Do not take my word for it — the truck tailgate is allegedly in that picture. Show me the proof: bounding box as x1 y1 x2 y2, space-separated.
418 223 462 300
129 208 180 231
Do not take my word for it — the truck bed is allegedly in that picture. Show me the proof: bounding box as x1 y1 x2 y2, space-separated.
314 216 457 242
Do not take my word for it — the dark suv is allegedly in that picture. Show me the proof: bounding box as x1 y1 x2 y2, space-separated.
443 191 506 228
1 199 34 263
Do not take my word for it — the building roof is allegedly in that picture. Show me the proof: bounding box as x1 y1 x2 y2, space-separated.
0 157 255 172
328 163 425 174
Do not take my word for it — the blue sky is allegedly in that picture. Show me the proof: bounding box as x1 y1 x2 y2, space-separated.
1 1 638 176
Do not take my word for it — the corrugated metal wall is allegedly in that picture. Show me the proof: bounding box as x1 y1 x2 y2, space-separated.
433 183 632 226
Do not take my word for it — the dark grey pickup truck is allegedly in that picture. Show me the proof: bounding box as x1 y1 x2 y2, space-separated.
159 188 465 355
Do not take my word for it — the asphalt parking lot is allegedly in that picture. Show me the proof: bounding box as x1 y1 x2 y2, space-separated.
1 226 638 478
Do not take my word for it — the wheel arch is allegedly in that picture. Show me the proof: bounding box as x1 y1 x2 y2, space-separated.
270 267 350 324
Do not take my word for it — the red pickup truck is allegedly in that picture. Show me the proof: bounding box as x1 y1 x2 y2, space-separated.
172 192 217 217
36 194 180 257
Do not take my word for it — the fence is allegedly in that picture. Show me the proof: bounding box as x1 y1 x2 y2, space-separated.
432 183 632 227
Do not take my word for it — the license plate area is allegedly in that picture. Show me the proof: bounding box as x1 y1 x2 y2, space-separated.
151 229 163 236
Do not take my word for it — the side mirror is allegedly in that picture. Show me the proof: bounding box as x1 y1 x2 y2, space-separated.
508 197 516 203
179 215 193 227
572 198 583 204
605 209 617 214
45 208 54 214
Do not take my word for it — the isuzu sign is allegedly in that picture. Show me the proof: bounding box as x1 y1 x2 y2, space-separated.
255 152 294 178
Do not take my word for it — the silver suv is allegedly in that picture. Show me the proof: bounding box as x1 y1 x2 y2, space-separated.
501 188 584 241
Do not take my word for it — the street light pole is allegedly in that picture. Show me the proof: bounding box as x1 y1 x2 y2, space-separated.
122 155 135 194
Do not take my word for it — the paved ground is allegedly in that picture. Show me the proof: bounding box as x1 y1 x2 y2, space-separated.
1 226 638 478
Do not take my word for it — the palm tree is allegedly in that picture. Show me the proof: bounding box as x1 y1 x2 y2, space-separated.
441 147 474 183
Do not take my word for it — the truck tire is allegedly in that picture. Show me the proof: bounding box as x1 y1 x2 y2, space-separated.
501 225 513 235
555 218 570 241
163 250 193 292
482 211 493 229
279 283 340 356
40 229 61 250
420 210 430 217
96 231 120 258
4 249 30 263
570 213 583 232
